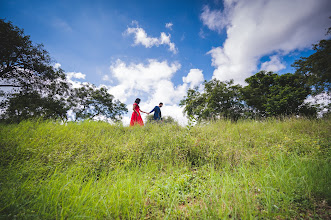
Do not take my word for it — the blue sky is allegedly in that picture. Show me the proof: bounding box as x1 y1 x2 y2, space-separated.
1 0 331 124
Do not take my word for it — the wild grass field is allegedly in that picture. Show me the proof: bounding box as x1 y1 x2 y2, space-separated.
0 118 330 219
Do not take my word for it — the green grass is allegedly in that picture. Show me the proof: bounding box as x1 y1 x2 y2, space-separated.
0 118 330 219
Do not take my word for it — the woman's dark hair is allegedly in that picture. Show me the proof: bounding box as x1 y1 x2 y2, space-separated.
135 98 141 104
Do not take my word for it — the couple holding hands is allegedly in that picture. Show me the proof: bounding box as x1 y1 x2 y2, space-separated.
130 98 163 126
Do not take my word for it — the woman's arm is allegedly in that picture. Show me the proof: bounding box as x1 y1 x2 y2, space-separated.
139 109 149 114
133 104 139 115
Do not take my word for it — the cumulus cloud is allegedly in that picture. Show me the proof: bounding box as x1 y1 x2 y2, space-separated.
53 63 61 69
103 59 204 125
200 5 229 33
182 69 204 88
126 22 178 54
66 72 86 80
107 59 181 101
165 22 173 30
102 75 113 83
201 0 331 84
260 55 286 72
66 72 86 88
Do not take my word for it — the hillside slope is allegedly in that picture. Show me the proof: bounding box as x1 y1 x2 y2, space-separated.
0 118 330 219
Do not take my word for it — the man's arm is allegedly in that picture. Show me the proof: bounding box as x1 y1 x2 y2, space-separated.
149 106 156 114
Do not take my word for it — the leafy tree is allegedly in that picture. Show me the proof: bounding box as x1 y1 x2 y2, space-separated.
180 79 244 121
0 19 127 123
0 19 66 88
0 19 70 122
241 71 315 117
146 114 154 123
146 114 178 125
162 116 178 124
0 90 68 123
68 84 127 122
292 28 331 95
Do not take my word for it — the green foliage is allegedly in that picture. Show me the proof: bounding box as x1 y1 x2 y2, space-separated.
292 35 331 94
0 19 60 84
162 116 178 124
146 114 178 125
292 30 331 115
0 91 68 123
0 118 330 219
242 71 315 117
0 19 70 122
180 79 244 121
68 84 128 121
0 19 127 123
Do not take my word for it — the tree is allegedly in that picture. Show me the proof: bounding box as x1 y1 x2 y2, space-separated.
68 84 127 122
241 71 315 117
146 114 178 125
0 90 68 123
292 28 331 95
0 19 70 122
0 19 67 88
162 116 178 124
0 19 127 123
180 79 244 121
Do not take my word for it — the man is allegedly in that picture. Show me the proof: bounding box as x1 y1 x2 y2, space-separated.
149 102 163 121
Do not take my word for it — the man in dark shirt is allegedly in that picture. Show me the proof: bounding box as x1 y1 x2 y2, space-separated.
149 102 163 121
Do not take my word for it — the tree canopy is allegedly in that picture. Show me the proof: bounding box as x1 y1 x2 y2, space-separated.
292 30 331 95
0 19 65 87
0 19 127 123
146 114 178 125
180 79 244 121
241 71 315 117
179 27 330 121
180 72 317 121
68 85 127 122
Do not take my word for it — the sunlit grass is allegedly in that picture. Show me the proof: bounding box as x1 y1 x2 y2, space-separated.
0 118 330 219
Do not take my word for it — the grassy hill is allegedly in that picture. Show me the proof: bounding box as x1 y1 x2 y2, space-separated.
0 118 330 219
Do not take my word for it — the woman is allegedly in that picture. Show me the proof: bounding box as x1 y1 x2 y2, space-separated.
130 98 149 126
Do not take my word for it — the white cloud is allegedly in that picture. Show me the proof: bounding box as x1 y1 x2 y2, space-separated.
66 72 86 88
103 59 204 125
165 22 173 30
200 5 229 33
126 22 178 54
107 59 181 102
182 69 204 88
122 115 131 126
66 72 86 80
201 0 331 84
305 93 331 116
54 64 87 89
53 63 61 69
162 105 188 125
260 55 286 72
102 75 113 83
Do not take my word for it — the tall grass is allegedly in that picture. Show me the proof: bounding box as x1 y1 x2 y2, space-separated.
0 118 330 219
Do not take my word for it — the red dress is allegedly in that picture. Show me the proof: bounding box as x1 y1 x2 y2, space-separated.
130 103 144 126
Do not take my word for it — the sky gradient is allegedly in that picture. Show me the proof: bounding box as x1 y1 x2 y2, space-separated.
1 0 331 125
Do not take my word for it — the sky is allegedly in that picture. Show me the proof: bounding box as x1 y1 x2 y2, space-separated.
1 0 331 125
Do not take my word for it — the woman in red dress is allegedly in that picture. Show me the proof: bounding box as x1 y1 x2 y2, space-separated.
130 98 149 126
